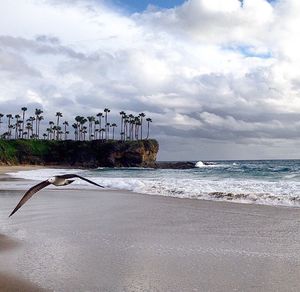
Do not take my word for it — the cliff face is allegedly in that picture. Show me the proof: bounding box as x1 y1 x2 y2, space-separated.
0 139 159 168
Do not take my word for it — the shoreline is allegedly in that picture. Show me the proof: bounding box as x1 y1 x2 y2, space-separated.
0 165 44 173
2 164 300 210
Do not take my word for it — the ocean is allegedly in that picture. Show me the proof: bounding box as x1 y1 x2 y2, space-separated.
6 159 300 207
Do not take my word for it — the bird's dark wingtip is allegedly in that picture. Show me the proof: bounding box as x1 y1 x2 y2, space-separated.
9 210 15 218
9 206 19 217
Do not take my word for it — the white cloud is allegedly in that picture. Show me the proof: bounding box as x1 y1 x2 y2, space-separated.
1 0 300 159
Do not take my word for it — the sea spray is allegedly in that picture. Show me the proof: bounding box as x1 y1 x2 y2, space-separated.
7 160 300 207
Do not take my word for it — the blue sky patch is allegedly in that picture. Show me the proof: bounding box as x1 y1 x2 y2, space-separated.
225 45 272 59
107 0 186 13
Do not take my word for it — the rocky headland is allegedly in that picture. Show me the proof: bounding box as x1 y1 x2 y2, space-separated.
0 139 159 168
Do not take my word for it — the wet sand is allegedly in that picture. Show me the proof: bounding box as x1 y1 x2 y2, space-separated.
0 234 19 252
1 185 300 291
0 235 46 291
0 272 46 292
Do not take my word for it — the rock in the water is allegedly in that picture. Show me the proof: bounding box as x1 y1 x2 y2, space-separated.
155 161 196 169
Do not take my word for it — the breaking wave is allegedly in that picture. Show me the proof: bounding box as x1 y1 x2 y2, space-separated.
7 165 300 208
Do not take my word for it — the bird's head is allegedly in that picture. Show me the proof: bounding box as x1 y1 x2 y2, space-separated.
48 177 56 183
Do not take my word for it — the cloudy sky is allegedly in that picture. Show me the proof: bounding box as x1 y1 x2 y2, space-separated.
1 0 300 160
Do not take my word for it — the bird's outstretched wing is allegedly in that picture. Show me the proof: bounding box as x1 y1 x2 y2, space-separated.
59 174 104 188
9 180 51 217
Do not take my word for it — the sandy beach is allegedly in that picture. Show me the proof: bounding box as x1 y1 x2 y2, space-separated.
0 165 43 178
1 168 300 291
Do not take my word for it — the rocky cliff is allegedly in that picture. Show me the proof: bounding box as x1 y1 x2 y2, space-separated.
0 139 159 168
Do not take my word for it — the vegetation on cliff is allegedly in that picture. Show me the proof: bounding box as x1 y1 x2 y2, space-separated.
0 139 159 167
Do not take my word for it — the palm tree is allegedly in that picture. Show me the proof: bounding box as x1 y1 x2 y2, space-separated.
6 114 13 139
37 116 44 139
35 108 43 138
75 116 83 140
72 123 78 140
135 118 141 140
104 108 110 140
55 112 63 140
87 116 95 140
82 126 87 140
106 123 110 140
96 113 103 139
111 123 117 140
0 113 4 136
146 118 152 139
119 111 126 141
52 125 57 138
42 133 47 140
100 128 105 141
18 128 23 139
128 114 134 141
134 116 141 140
1 132 9 139
94 120 99 138
27 116 35 139
63 121 69 140
25 123 31 139
21 107 27 134
58 128 63 140
46 128 52 140
8 124 14 140
123 116 129 141
139 113 145 140
79 117 87 141
49 121 54 140
18 121 23 138
14 114 21 139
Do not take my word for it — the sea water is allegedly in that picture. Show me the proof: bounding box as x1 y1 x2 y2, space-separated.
6 160 300 207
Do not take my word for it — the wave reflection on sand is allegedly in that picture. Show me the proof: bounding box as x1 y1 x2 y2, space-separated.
0 235 47 292
0 234 19 252
0 272 47 292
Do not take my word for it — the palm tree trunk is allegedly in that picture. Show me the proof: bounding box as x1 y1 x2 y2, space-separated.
146 122 150 139
120 117 123 141
140 118 143 140
22 111 25 134
35 117 38 138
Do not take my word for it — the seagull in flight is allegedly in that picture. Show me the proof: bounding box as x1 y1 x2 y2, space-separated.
9 174 104 217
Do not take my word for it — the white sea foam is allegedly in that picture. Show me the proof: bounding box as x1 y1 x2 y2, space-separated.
195 161 229 168
6 168 300 208
7 168 82 181
195 161 205 167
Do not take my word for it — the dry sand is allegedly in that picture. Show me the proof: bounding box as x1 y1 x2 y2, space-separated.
0 165 43 177
1 167 300 291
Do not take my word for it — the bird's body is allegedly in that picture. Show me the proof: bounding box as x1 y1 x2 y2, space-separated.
9 174 104 217
50 176 74 186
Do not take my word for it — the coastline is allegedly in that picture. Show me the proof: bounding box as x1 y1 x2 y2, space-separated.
0 165 44 176
1 183 300 290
